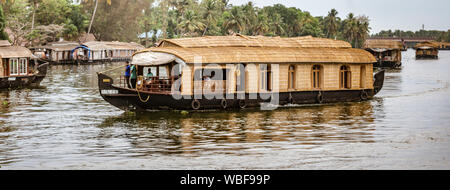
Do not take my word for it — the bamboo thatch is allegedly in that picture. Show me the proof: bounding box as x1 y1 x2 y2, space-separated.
0 46 33 58
83 41 145 51
144 46 376 64
363 39 403 50
415 41 440 49
0 40 11 47
158 35 352 48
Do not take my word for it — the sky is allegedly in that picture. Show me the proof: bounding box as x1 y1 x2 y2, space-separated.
227 0 450 34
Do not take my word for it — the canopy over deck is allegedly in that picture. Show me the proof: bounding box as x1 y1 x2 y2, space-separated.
363 39 403 51
415 41 440 49
132 51 184 66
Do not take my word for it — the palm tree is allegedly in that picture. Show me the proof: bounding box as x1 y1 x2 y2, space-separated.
253 12 269 35
269 13 284 36
323 8 339 39
201 0 217 36
178 10 205 36
222 6 244 34
355 16 370 48
342 13 358 47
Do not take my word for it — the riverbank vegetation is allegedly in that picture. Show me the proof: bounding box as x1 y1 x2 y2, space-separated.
372 29 450 42
1 0 447 48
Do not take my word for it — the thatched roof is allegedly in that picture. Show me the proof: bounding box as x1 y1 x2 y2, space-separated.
0 46 33 58
0 40 11 47
83 41 145 51
415 41 440 49
138 46 375 64
31 41 80 51
135 35 374 64
363 39 403 50
158 35 352 48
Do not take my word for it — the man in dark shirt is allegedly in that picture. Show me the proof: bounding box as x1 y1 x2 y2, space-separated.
124 61 131 88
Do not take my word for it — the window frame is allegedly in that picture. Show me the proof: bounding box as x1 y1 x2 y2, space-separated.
311 65 322 89
9 58 19 76
288 65 296 90
339 65 352 89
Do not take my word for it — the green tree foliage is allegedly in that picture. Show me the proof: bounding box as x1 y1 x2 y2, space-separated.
372 29 450 42
81 0 154 42
2 0 375 47
0 3 10 41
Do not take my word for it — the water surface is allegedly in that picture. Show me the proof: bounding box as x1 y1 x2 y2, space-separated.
0 49 449 169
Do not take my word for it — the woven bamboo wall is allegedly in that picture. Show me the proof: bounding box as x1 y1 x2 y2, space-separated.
0 59 3 77
246 64 259 94
180 63 374 95
181 65 193 95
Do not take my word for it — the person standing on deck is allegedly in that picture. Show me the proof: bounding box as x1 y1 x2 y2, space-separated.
130 64 137 89
124 61 131 88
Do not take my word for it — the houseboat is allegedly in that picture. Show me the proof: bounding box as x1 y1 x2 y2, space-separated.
363 39 403 68
437 42 450 50
71 41 144 64
97 35 384 111
30 42 79 64
0 40 48 89
415 41 439 59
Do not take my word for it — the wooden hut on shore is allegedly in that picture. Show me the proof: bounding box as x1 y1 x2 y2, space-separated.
363 39 403 68
72 41 144 63
415 41 439 59
0 40 48 89
97 35 385 111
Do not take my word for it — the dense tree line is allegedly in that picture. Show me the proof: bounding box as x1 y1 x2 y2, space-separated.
372 29 450 42
1 0 371 48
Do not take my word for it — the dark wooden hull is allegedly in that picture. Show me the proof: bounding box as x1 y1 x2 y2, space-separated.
373 61 401 68
416 55 438 59
98 71 385 111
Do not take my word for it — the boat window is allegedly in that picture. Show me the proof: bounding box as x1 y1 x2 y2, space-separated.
360 65 366 89
194 68 227 81
288 65 296 89
312 65 322 89
9 58 19 76
340 65 351 89
260 64 272 91
236 64 246 92
19 58 27 75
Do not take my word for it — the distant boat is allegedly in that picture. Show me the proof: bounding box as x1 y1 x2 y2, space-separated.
363 39 403 68
97 35 385 111
415 41 439 59
0 40 48 89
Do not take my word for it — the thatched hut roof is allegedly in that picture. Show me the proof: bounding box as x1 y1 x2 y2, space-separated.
158 35 352 48
0 46 33 58
135 46 375 65
415 41 440 49
363 39 403 50
0 40 11 47
83 41 144 51
134 35 375 65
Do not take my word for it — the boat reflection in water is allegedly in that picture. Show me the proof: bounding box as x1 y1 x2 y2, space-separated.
96 101 377 156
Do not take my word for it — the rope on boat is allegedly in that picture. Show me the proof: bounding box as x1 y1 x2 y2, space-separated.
136 88 150 103
97 64 127 74
98 64 150 103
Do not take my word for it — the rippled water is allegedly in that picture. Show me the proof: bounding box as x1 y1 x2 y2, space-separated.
1 49 449 169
